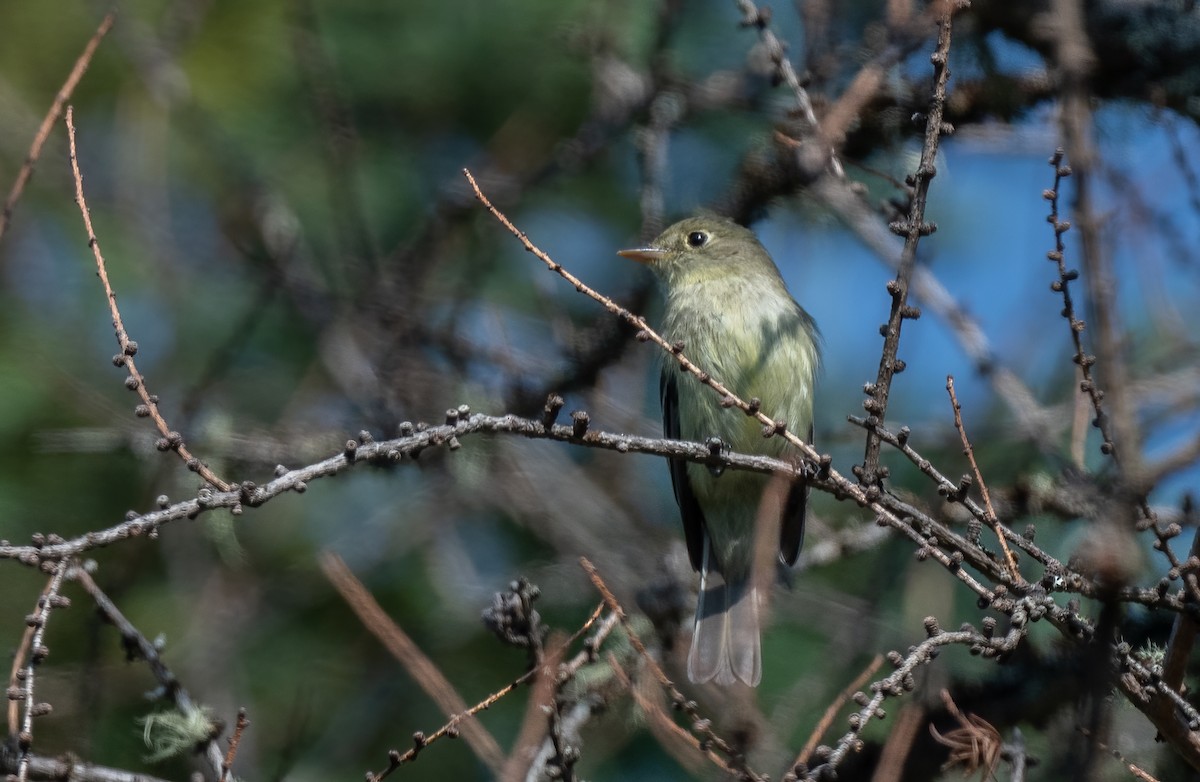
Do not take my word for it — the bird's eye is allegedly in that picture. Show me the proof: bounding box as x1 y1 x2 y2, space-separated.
686 231 709 248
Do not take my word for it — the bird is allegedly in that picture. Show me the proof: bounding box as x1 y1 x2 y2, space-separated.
618 215 820 687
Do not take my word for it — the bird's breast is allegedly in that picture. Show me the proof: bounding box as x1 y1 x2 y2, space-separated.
662 282 817 456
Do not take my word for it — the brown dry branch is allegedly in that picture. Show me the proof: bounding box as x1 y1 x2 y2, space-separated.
64 107 232 493
869 702 926 782
0 12 115 244
1078 727 1163 782
220 707 249 782
732 0 844 179
500 632 566 782
579 557 764 781
946 375 1021 581
357 591 611 781
930 689 1002 781
723 2 943 224
607 653 721 776
859 2 963 487
318 552 506 774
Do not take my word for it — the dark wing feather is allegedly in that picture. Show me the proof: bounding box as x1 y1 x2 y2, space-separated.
662 371 707 572
778 422 812 566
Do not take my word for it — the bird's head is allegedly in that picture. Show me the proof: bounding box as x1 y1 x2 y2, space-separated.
617 216 780 289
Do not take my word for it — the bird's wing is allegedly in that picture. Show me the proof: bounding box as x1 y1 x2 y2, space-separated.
662 370 707 572
778 422 811 567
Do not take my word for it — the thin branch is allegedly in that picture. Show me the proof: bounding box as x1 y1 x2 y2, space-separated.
0 12 115 244
946 375 1020 581
811 175 1060 451
13 561 69 782
362 597 613 781
6 406 1183 629
803 618 1025 780
607 653 723 776
859 2 961 487
1043 152 1197 604
732 0 845 178
220 707 249 782
65 107 232 492
0 750 175 782
70 567 226 780
1052 0 1141 477
579 557 764 781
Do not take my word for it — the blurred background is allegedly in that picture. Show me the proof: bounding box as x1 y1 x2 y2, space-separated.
3 0 1200 779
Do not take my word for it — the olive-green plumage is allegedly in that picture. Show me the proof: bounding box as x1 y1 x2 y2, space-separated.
619 216 820 687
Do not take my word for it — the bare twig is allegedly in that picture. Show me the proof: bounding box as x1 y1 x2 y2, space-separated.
1052 0 1141 477
1042 152 1197 604
65 107 232 492
859 2 961 486
802 618 1024 780
220 707 249 782
70 567 227 780
12 561 69 782
946 375 1020 581
733 0 844 178
579 557 764 781
608 653 721 776
0 12 115 244
360 596 611 781
0 750 175 782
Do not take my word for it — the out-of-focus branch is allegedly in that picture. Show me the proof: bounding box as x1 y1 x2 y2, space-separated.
0 750 174 782
319 552 507 774
1052 0 1141 479
71 567 227 780
0 12 114 244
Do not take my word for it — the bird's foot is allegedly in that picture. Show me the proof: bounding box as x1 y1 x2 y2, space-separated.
704 436 727 477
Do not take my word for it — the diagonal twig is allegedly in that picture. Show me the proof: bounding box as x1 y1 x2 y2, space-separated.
946 375 1021 581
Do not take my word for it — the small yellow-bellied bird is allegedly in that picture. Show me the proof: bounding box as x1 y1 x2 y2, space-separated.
619 216 820 687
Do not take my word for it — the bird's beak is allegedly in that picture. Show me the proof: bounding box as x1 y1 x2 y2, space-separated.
617 247 666 264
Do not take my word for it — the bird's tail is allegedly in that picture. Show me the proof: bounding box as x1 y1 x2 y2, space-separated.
687 539 761 687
